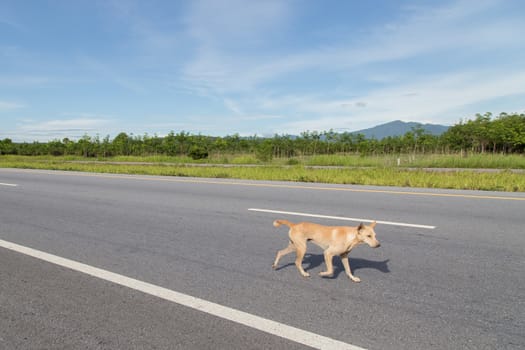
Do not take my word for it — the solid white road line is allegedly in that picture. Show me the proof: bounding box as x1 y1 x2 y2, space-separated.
0 182 18 187
249 208 436 230
0 238 366 350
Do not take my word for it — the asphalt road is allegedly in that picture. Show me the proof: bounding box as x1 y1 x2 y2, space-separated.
1 168 524 349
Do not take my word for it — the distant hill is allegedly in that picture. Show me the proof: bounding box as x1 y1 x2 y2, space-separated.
352 120 449 139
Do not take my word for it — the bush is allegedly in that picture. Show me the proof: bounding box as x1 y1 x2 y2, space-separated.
188 146 208 160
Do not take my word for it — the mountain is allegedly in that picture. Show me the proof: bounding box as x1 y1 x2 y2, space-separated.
352 120 449 139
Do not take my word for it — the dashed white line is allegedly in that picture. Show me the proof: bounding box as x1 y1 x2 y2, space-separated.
248 208 436 230
0 182 18 187
0 238 366 350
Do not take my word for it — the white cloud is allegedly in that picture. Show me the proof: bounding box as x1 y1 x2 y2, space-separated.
271 68 525 134
0 100 24 110
10 118 113 141
3 0 524 139
183 0 525 95
24 118 109 130
185 0 289 46
0 76 50 87
181 0 292 94
77 56 147 94
180 0 525 135
223 98 242 115
360 69 525 121
103 1 181 53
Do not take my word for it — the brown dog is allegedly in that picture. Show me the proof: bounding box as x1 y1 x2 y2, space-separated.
272 219 380 282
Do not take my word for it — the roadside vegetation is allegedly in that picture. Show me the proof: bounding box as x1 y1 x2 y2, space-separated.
1 112 524 192
1 155 524 192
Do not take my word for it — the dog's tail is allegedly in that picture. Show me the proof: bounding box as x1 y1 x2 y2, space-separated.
273 219 294 228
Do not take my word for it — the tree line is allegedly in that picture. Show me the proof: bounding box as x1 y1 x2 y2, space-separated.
1 112 524 159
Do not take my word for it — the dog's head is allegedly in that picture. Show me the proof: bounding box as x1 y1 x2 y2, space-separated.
357 221 380 248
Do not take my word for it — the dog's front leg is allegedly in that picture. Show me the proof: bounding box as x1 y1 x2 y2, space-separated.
341 253 360 282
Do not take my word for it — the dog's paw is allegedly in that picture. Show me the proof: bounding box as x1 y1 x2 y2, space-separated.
350 276 361 283
319 271 333 277
302 272 311 278
272 264 277 269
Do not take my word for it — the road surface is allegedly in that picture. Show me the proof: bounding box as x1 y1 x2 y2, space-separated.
1 168 524 349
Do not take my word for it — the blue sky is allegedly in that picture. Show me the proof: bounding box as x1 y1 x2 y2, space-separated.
1 0 525 142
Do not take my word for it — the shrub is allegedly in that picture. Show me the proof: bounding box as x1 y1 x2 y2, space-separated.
188 146 208 160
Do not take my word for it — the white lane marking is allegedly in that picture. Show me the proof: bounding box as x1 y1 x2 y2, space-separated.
0 239 365 350
249 208 436 230
0 182 18 187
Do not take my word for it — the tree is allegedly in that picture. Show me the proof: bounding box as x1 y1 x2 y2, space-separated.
99 135 111 157
77 134 94 157
255 139 273 162
112 132 130 156
472 112 492 153
0 138 16 155
442 121 472 153
47 139 65 156
175 131 190 155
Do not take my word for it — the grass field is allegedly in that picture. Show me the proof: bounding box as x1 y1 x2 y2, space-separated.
101 153 525 169
1 154 524 192
5 153 525 167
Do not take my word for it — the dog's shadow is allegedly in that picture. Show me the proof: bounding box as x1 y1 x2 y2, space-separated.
275 254 390 279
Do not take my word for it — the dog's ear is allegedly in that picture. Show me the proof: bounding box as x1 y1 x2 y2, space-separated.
357 223 365 233
370 221 377 228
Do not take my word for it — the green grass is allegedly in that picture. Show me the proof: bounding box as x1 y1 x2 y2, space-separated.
301 153 525 169
395 153 525 169
303 154 387 167
1 155 524 192
15 153 523 168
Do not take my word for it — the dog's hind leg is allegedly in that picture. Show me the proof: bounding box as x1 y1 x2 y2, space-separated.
319 250 335 277
294 242 310 277
340 253 360 282
272 241 295 269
